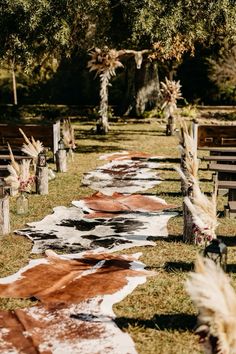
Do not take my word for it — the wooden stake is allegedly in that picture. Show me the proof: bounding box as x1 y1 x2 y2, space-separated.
0 195 10 235
36 166 48 195
180 127 194 243
56 150 67 172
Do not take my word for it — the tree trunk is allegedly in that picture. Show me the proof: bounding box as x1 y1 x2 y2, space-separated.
11 60 18 105
122 60 161 117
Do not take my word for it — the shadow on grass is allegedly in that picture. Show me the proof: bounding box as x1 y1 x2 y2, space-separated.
158 192 183 197
74 145 122 154
147 234 183 243
217 235 236 247
164 261 194 272
115 313 197 332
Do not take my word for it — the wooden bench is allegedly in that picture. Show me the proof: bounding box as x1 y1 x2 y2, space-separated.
195 124 236 149
0 121 60 180
193 123 236 217
0 121 60 156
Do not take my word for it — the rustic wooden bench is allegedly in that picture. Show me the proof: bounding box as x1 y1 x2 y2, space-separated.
193 123 236 217
0 121 60 180
194 124 236 149
0 121 60 156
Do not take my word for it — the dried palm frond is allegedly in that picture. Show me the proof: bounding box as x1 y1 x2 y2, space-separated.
160 77 182 109
7 142 20 174
87 47 123 76
62 118 76 160
4 158 34 195
62 119 76 149
176 121 218 243
184 178 218 241
19 128 44 159
176 120 199 185
186 256 236 354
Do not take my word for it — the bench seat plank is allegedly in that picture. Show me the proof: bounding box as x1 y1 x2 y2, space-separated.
217 180 236 189
209 163 236 173
202 156 236 162
228 201 236 212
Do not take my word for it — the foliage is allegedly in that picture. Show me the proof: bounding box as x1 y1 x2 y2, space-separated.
208 45 236 103
0 0 72 71
180 105 199 119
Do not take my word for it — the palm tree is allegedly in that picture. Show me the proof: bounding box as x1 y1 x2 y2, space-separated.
88 47 124 134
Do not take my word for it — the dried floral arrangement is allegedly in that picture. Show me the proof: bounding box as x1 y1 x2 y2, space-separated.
4 144 35 195
176 121 218 244
19 128 44 159
62 119 76 159
186 256 236 354
160 77 182 115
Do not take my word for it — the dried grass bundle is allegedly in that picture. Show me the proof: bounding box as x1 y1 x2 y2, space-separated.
176 121 218 243
161 77 182 111
19 128 44 159
62 119 76 159
186 256 236 354
87 47 123 76
184 181 218 242
4 155 34 195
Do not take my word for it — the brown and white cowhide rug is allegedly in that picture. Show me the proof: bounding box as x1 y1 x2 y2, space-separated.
82 159 162 194
16 192 177 254
0 251 153 354
73 191 176 216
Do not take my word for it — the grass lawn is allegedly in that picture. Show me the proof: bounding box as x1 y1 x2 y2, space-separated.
0 117 236 354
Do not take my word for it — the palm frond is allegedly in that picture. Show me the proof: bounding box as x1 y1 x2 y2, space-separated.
186 256 236 354
19 128 44 159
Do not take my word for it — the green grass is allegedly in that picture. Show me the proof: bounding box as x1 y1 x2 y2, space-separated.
1 118 236 353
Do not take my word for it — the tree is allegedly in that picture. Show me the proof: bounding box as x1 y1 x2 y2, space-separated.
105 0 236 115
208 45 236 103
0 0 74 105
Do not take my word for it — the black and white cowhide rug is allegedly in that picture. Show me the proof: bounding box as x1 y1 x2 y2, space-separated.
16 204 177 254
16 151 178 254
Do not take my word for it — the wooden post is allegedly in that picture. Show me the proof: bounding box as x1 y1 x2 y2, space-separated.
56 149 67 172
0 195 10 235
36 166 48 195
53 120 61 156
192 119 198 154
166 115 175 136
180 128 194 243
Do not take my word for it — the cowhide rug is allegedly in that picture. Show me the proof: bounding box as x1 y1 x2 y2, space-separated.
0 251 153 354
73 191 176 216
16 192 177 254
82 159 162 194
